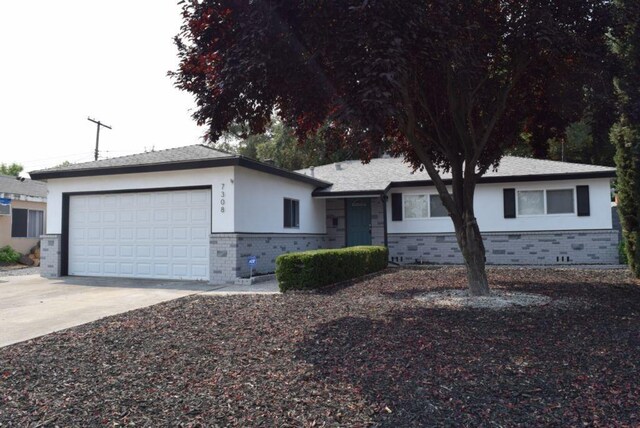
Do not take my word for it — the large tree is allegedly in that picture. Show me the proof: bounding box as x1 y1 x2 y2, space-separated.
174 0 611 295
611 0 640 277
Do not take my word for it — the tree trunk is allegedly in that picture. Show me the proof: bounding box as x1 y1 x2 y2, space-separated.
455 217 490 296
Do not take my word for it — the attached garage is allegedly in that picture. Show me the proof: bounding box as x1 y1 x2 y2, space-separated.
67 188 211 280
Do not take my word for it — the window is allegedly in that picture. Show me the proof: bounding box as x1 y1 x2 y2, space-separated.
403 194 449 219
404 194 428 219
546 189 574 214
11 208 44 238
283 198 299 228
517 190 544 215
429 195 448 217
517 189 574 216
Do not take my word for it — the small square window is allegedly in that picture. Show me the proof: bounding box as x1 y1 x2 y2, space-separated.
517 190 544 215
284 198 299 228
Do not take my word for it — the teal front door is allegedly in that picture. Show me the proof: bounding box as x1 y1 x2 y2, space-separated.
346 198 372 246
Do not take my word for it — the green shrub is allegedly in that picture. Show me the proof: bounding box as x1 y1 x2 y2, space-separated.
620 238 629 265
0 246 20 263
276 246 388 292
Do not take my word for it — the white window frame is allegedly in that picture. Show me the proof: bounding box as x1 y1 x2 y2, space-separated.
403 193 450 220
516 188 575 217
0 204 10 216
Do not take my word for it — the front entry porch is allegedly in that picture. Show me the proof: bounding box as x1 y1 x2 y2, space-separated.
324 197 386 249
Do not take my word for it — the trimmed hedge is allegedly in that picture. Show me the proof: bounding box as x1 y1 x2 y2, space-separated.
276 246 388 292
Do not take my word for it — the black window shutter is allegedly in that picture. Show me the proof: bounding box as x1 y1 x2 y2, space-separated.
283 199 292 227
503 189 516 218
391 193 403 221
11 208 28 237
577 185 590 216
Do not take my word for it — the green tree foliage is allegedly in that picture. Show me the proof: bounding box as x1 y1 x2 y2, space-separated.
215 121 354 170
174 0 612 294
0 163 23 176
611 0 640 277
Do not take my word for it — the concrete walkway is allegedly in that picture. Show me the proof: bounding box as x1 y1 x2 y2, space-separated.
0 274 279 348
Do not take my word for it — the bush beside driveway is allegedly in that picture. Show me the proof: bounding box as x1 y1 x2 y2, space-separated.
1 267 639 426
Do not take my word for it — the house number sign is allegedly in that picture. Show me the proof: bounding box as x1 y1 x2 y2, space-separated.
220 183 226 213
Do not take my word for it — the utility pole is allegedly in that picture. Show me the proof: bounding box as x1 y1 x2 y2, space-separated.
87 117 112 161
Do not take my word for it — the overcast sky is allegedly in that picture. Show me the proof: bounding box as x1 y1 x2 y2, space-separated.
0 1 205 176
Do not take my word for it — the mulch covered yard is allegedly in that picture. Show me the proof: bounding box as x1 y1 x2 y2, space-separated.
1 267 639 426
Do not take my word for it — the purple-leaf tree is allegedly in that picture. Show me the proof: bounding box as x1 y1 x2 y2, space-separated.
173 0 610 295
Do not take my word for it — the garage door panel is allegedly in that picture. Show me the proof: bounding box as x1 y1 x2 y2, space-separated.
192 245 207 258
172 192 188 204
120 228 135 240
136 210 152 222
136 228 151 240
119 211 135 223
120 263 134 275
119 245 134 257
103 228 118 240
69 189 210 280
103 211 117 223
192 265 208 277
154 228 170 240
172 228 189 240
172 209 188 221
87 211 101 222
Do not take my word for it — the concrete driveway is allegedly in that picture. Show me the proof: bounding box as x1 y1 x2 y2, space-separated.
0 274 220 348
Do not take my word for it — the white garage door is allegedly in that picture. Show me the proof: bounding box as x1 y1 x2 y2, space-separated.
68 189 211 280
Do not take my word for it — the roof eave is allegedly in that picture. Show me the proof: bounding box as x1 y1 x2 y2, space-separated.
312 170 615 196
386 171 616 188
29 157 331 188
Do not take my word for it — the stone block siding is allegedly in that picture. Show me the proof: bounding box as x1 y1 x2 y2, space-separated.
326 199 346 248
370 197 386 246
388 229 619 265
210 233 327 283
40 234 61 278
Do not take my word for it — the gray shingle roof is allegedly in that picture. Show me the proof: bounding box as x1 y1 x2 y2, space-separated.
297 156 616 195
28 144 330 188
30 144 231 174
0 175 47 198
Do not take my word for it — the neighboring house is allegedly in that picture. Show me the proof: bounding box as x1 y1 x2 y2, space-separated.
0 175 47 254
29 145 617 283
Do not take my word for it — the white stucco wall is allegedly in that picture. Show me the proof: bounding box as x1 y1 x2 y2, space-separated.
44 167 235 234
387 178 613 234
233 168 326 233
44 165 325 235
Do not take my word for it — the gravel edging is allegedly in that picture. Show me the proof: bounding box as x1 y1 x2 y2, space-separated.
0 266 40 277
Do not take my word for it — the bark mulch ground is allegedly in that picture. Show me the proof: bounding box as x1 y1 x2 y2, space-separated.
1 267 639 427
